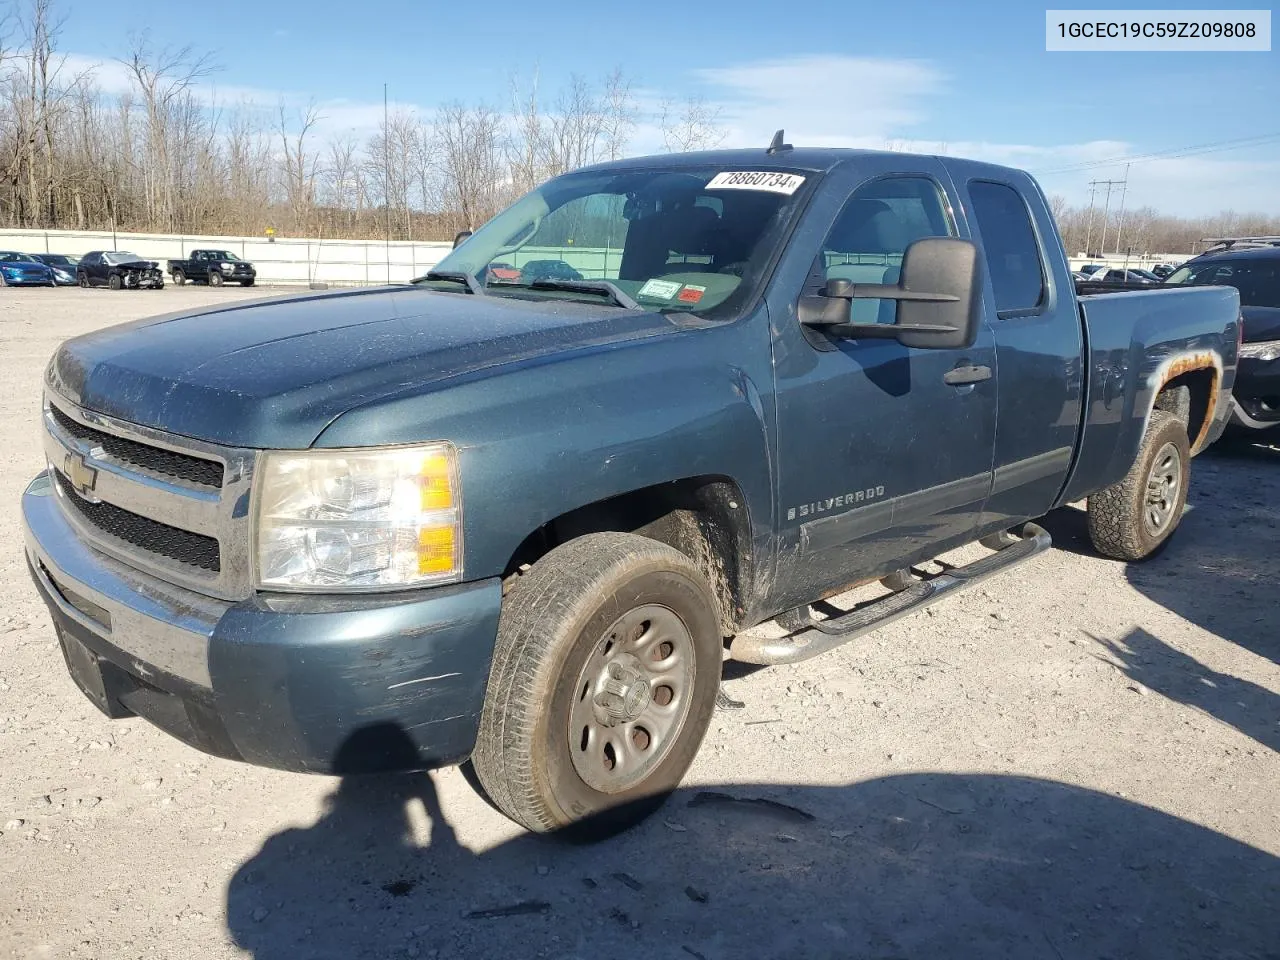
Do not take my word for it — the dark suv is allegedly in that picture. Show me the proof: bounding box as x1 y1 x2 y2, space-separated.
1165 241 1280 438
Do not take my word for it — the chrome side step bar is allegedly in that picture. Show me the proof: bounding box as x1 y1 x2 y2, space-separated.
730 522 1052 666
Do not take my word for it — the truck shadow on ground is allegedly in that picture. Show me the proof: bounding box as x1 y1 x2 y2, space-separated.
226 727 1279 960
1039 446 1279 671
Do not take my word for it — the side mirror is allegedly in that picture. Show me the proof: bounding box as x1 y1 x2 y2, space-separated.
452 230 473 249
799 236 981 350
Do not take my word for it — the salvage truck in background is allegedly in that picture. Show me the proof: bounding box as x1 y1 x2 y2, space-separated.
167 249 257 286
22 140 1240 835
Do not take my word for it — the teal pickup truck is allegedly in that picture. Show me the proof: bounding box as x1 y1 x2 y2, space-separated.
23 140 1239 834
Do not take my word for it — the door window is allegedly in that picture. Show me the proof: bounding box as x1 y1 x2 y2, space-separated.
813 177 954 324
968 181 1047 316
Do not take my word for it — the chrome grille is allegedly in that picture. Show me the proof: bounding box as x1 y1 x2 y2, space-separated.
53 470 221 572
49 405 224 489
43 394 257 601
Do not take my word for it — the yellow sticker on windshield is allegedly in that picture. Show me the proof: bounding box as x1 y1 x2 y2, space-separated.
706 171 806 194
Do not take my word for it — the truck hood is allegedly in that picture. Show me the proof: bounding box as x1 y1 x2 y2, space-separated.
47 287 681 448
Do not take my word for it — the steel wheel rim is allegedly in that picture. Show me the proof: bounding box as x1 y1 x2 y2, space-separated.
1144 441 1181 535
568 604 696 794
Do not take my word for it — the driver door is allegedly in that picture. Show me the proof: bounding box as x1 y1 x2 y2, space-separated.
768 158 998 609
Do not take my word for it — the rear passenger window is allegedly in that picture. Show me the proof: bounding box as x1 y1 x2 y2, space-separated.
968 181 1046 315
814 177 953 323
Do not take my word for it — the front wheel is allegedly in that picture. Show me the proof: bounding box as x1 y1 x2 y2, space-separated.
240 279 255 287
472 532 722 837
78 274 89 288
107 274 122 290
1087 410 1190 561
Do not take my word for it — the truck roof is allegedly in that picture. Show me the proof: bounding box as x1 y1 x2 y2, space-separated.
577 146 1030 182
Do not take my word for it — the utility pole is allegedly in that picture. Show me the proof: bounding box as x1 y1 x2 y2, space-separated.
1094 176 1125 257
1084 181 1099 255
384 82 391 285
1113 163 1131 258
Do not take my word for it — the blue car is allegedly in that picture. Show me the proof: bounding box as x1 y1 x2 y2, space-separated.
28 253 81 286
0 252 56 287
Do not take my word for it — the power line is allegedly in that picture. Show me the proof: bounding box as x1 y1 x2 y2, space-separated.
1034 131 1280 176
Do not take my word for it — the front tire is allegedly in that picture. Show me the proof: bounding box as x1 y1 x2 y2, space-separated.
240 279 255 287
1087 410 1190 561
78 274 89 288
107 274 122 290
472 532 722 837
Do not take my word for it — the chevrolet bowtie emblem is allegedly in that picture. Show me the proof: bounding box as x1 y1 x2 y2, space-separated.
63 453 99 500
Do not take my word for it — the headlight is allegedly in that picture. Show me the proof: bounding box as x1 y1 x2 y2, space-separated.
1239 339 1280 362
221 262 234 272
254 443 461 591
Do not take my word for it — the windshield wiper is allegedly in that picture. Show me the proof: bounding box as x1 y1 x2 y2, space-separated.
420 270 484 295
528 279 641 310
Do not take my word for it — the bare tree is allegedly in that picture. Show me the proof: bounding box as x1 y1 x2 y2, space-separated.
120 33 216 230
278 99 322 234
659 95 726 153
434 101 503 233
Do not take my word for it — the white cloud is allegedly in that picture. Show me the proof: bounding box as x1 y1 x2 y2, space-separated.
696 55 945 148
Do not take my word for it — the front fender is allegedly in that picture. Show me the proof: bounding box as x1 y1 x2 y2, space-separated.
314 317 777 588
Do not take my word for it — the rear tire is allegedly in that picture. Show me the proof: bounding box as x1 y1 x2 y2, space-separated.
472 532 722 837
1087 410 1190 561
172 269 186 285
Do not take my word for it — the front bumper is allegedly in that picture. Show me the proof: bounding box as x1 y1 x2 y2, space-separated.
3 273 53 285
22 471 501 774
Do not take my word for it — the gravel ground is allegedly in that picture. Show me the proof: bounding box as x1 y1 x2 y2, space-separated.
1 287 1277 960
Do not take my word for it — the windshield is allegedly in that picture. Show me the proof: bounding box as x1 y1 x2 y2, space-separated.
105 252 142 264
209 251 240 261
417 166 812 316
0 252 36 263
1165 258 1280 308
42 255 76 266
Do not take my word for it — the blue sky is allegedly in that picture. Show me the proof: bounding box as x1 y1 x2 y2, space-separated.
52 0 1279 215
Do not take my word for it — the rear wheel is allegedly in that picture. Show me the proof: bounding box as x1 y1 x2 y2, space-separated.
1087 410 1190 561
172 269 186 285
472 532 722 837
208 271 223 287
107 274 122 290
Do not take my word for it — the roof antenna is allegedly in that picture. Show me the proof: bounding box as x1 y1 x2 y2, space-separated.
766 129 792 154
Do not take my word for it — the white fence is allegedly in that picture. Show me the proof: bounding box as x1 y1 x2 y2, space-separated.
0 227 454 287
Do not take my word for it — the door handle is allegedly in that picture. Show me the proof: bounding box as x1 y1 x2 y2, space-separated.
943 364 992 386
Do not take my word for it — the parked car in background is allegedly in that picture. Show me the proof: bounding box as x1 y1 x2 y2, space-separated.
0 251 55 286
1097 268 1159 284
1150 263 1176 280
28 253 81 286
1077 263 1107 277
1164 241 1280 439
77 251 164 290
167 249 256 286
23 144 1241 835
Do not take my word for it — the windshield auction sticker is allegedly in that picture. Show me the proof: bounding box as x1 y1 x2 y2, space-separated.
638 278 682 300
706 171 806 194
1046 9 1270 50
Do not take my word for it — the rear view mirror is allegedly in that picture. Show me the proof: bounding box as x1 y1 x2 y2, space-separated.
453 231 473 249
800 237 982 350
